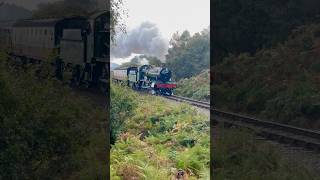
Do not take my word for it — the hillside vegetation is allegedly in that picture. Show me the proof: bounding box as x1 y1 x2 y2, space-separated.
175 69 210 102
110 84 318 179
213 24 320 129
111 84 210 179
0 52 107 179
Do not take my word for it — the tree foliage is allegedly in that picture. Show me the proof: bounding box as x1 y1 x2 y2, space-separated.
119 55 163 68
213 0 320 64
110 0 127 42
166 28 210 80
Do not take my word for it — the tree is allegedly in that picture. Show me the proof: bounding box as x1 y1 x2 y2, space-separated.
119 55 162 68
212 0 320 64
110 0 127 42
166 29 210 80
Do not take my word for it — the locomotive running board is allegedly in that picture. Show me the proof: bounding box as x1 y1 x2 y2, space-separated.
99 79 108 84
95 57 109 62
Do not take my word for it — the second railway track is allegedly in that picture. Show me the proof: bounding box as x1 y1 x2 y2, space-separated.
164 95 320 151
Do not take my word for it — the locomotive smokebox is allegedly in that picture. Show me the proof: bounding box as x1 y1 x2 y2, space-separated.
159 68 172 82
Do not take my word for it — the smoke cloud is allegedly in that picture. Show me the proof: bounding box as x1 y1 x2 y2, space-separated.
64 0 106 11
111 22 169 61
140 58 149 65
1 0 105 10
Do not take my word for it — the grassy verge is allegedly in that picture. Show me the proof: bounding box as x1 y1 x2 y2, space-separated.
213 128 319 180
110 84 318 179
111 84 210 179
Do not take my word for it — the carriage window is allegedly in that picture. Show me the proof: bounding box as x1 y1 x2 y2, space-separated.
51 31 54 41
44 29 47 35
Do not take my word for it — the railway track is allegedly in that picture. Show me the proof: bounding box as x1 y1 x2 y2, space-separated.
165 95 210 109
165 95 320 151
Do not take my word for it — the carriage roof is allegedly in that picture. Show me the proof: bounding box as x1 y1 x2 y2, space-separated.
12 16 89 28
13 18 61 27
88 10 109 20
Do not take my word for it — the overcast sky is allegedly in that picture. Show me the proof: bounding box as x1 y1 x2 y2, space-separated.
123 0 210 40
112 0 210 64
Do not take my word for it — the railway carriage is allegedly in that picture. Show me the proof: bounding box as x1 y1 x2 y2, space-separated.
111 67 128 82
0 21 14 51
0 11 110 88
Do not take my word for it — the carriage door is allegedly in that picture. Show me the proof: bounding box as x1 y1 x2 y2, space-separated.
92 12 110 86
94 13 109 60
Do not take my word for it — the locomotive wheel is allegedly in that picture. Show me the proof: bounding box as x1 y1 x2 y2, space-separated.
55 59 64 80
154 87 159 95
71 66 82 87
82 64 92 88
131 83 137 90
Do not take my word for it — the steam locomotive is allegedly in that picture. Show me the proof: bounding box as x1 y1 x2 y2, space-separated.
0 11 110 88
112 65 177 96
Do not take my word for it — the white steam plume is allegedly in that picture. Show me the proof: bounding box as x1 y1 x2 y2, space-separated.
111 22 169 62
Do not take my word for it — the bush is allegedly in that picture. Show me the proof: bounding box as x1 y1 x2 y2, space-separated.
110 91 210 179
212 128 318 180
0 52 106 179
213 24 320 129
110 84 137 144
175 69 210 102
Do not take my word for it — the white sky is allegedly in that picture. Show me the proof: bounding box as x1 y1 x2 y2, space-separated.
123 0 210 39
112 0 210 64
